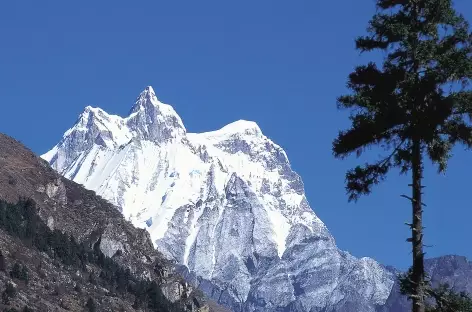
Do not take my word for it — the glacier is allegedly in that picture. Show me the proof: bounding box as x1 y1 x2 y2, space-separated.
42 86 396 312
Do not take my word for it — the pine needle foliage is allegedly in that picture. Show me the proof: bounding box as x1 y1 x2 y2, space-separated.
333 1 472 311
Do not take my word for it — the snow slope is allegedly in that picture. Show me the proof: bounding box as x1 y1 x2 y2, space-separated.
42 86 395 312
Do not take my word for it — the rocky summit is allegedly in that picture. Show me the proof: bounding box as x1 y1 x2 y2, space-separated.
42 86 396 312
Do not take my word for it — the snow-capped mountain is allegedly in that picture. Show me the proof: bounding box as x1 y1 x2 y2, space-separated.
42 86 395 312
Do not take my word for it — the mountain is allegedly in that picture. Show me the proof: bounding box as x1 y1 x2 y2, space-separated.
41 86 396 312
0 133 223 312
42 86 472 311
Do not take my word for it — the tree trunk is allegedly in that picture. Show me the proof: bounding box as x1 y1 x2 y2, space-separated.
411 139 425 312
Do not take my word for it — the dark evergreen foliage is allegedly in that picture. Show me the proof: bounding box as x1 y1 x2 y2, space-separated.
148 281 169 310
0 198 182 312
85 297 97 312
9 263 21 279
20 265 28 285
132 297 140 310
22 307 33 312
0 251 5 271
333 1 472 311
10 262 29 284
427 285 472 312
88 272 97 285
2 282 16 305
52 284 64 297
74 283 82 293
400 271 472 311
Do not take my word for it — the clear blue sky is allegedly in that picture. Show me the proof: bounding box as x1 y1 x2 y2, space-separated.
1 0 471 270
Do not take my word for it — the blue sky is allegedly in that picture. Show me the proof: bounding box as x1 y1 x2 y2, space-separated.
1 0 472 270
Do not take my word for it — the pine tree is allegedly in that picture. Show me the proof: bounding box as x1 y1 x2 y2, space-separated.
85 297 96 312
132 297 140 310
23 198 37 242
0 201 6 227
148 281 161 310
428 285 472 312
2 282 16 305
10 262 21 279
0 251 5 272
74 283 82 293
20 265 29 284
1 291 9 305
88 272 97 285
400 272 472 312
332 1 472 311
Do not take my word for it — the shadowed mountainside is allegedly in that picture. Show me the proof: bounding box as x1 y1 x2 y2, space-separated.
0 133 227 312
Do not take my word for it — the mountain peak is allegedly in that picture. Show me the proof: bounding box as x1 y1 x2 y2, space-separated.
221 119 262 136
126 86 186 142
144 85 155 93
141 85 157 101
130 85 160 114
194 120 263 142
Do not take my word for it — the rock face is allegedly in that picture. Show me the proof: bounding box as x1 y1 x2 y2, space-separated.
0 133 224 312
42 86 396 312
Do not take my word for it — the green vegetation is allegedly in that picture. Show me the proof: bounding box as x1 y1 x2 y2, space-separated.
427 285 472 312
0 251 5 272
2 305 34 312
2 282 16 305
85 297 97 312
400 270 472 311
333 1 472 311
2 303 34 312
10 262 29 284
0 198 182 312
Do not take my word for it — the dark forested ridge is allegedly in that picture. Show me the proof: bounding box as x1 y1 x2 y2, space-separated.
0 133 225 312
0 197 182 311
